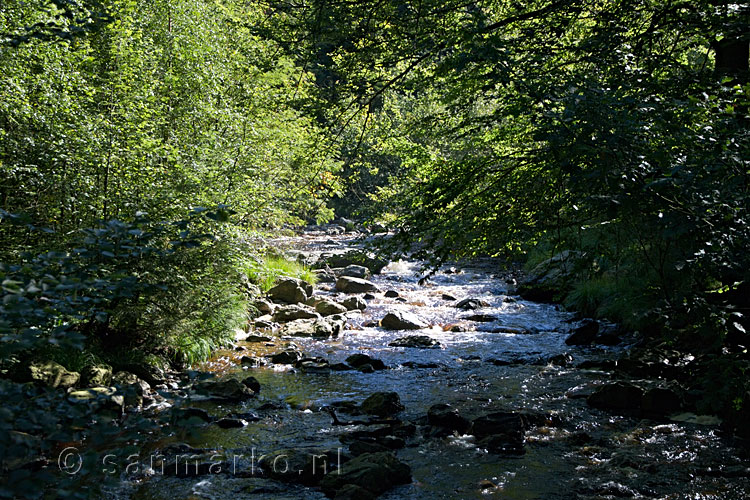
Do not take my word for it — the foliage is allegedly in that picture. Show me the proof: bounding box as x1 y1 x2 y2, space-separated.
246 254 317 293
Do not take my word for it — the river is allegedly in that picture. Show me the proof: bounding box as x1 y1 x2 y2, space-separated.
128 230 750 499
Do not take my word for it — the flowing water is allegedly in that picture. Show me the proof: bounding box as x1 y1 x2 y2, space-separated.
127 232 750 500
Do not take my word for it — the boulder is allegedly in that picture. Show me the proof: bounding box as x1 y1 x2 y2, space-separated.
471 412 526 439
319 452 411 497
587 382 644 412
342 296 367 311
336 276 380 294
81 364 112 387
241 376 261 393
267 277 313 304
360 392 404 417
269 350 303 365
316 299 349 316
318 251 388 275
380 311 426 330
389 335 440 349
297 357 331 374
244 334 272 343
384 290 400 298
278 317 342 338
471 412 526 455
175 407 212 423
337 265 371 279
259 448 340 485
455 298 489 310
345 354 386 371
333 484 376 500
252 298 274 315
27 361 80 389
314 269 337 283
68 387 124 414
565 319 600 345
111 371 151 407
273 304 321 322
464 314 497 322
216 418 247 429
195 378 256 401
441 293 457 301
427 404 470 433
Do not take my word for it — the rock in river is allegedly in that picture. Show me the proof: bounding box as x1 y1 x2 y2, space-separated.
315 299 349 316
342 296 367 311
336 276 380 293
389 335 440 348
272 304 321 322
319 452 411 497
360 392 404 417
380 311 426 330
565 319 600 345
267 277 313 304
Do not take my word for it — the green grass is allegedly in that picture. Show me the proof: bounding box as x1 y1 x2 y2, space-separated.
246 255 317 292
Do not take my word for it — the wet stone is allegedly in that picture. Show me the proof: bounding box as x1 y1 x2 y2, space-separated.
380 311 427 330
360 392 404 417
389 335 441 348
345 353 386 370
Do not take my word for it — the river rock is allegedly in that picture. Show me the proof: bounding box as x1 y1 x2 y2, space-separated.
319 452 411 497
336 276 380 293
464 313 497 322
316 299 349 316
314 269 337 283
389 335 440 348
273 304 320 322
215 418 247 428
68 387 124 414
297 357 331 374
427 403 471 433
455 298 489 310
318 250 388 275
279 318 339 338
333 484 376 500
565 319 600 345
27 361 80 389
269 349 303 365
346 353 386 370
244 334 272 343
471 412 526 454
587 382 644 412
268 277 313 304
176 407 212 423
241 376 261 393
384 290 400 298
259 448 341 485
342 296 367 311
112 371 151 407
337 264 371 279
347 440 392 456
380 311 426 330
252 298 274 315
360 392 404 416
195 378 256 401
81 364 112 386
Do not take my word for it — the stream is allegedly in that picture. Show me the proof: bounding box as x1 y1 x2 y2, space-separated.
127 230 750 500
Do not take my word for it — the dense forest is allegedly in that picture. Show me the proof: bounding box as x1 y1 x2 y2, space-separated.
1 1 748 498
